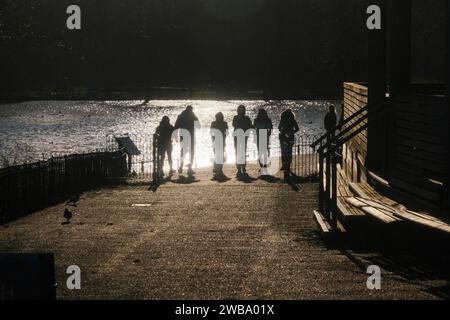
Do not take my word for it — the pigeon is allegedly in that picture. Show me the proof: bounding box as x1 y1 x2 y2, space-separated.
67 194 80 206
63 208 73 223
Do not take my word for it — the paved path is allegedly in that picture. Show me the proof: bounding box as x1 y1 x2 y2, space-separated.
0 165 447 299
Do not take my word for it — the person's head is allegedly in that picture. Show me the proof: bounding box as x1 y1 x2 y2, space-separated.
237 105 246 116
186 105 193 113
329 105 336 113
161 116 170 125
257 108 268 120
281 109 295 122
215 112 224 122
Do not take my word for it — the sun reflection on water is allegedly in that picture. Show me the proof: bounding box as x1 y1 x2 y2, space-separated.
0 100 339 168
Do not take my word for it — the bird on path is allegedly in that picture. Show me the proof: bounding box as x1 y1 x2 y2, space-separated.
63 208 73 224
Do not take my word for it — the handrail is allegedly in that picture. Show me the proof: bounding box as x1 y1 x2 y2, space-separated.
320 105 389 157
311 104 370 149
317 100 389 229
315 101 388 153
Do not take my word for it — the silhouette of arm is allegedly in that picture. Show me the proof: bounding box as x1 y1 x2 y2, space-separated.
174 115 182 129
293 121 300 134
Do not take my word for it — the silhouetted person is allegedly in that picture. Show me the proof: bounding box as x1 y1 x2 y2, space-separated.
232 105 253 176
279 109 299 183
210 112 228 176
155 116 175 177
339 103 345 128
254 108 273 173
324 104 337 140
175 105 199 175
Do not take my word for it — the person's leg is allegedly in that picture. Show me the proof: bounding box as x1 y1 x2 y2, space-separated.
158 147 165 177
234 137 240 172
286 144 293 171
260 138 270 169
242 137 248 173
212 140 218 174
218 142 226 174
190 136 195 168
280 142 287 171
179 142 184 173
256 135 262 168
167 144 174 173
187 136 195 175
284 143 293 183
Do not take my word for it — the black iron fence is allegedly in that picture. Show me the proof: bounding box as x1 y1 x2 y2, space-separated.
266 134 323 179
106 133 323 183
0 150 128 223
106 134 155 179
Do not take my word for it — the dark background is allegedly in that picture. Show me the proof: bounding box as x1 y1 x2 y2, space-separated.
0 0 446 100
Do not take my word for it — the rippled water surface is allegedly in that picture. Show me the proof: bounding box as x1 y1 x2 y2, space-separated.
0 100 339 168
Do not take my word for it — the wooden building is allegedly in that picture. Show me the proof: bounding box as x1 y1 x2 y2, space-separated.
315 0 450 236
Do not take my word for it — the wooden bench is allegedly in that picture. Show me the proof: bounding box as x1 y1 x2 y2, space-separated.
349 182 406 211
335 165 366 229
345 196 450 236
320 161 365 230
345 197 401 225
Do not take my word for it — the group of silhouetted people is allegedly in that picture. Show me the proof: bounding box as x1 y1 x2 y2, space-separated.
155 104 338 184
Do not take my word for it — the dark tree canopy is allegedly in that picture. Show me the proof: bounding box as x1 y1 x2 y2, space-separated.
0 0 445 99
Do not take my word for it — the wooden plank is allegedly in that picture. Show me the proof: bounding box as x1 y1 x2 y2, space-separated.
396 136 447 154
337 197 366 218
395 210 450 234
335 166 366 219
396 119 447 136
344 82 369 96
344 88 368 101
394 153 448 176
349 182 406 210
395 145 448 164
394 110 448 126
391 170 444 193
313 210 332 233
344 95 368 109
346 197 399 224
392 160 443 182
394 100 447 117
390 177 441 203
347 197 400 217
403 209 447 224
397 128 446 145
344 92 367 104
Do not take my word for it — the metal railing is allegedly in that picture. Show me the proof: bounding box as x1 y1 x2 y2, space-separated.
106 134 155 179
312 101 388 230
107 133 324 185
0 150 128 223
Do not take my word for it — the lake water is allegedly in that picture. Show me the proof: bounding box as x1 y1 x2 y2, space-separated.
0 100 340 169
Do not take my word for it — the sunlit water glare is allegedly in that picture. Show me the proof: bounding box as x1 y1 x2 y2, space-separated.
0 100 340 168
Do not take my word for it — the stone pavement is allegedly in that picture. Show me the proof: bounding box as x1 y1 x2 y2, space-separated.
0 165 447 299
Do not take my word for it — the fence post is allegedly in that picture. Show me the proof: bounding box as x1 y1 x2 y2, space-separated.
319 151 324 213
331 146 338 230
325 146 331 221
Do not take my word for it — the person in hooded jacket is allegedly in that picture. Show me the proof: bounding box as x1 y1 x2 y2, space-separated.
232 105 253 176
